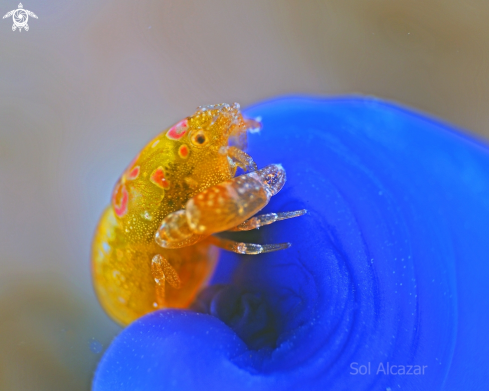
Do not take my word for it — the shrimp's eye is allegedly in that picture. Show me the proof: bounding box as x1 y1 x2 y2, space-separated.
191 131 208 147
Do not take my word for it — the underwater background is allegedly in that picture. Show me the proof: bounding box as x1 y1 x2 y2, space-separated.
1 1 489 389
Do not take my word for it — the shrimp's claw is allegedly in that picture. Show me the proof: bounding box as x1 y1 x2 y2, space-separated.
207 236 291 255
228 209 307 231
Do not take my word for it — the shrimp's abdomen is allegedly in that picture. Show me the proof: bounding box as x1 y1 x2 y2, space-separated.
92 207 218 325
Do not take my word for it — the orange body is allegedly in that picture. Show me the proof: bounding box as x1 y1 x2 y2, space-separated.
92 104 250 325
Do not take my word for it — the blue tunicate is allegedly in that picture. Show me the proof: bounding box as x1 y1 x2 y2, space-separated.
93 97 489 391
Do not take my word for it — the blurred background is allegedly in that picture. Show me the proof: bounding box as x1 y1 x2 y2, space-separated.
1 0 489 389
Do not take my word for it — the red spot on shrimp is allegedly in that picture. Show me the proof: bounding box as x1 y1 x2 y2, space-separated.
166 119 188 140
112 183 129 217
126 165 140 180
178 144 189 159
125 154 140 172
150 167 170 189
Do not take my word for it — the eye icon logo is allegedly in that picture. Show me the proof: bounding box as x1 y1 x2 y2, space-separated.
3 3 37 32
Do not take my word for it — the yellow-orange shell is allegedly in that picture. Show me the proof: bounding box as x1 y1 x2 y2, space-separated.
92 207 219 325
92 106 247 325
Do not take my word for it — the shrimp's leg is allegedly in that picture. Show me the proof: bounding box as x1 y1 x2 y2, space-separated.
156 164 286 249
244 117 262 133
206 236 291 255
151 254 181 308
224 146 257 172
227 115 262 150
227 209 307 232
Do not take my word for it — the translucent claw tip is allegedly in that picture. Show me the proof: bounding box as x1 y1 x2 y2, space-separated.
261 242 291 254
257 164 286 197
